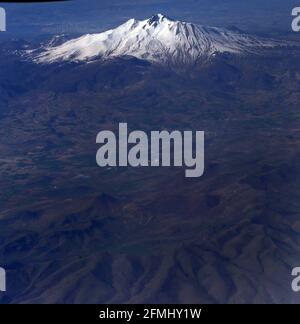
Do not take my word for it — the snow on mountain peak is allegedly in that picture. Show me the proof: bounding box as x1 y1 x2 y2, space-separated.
148 13 172 24
34 14 282 65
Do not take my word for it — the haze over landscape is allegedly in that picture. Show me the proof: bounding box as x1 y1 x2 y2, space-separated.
1 0 300 36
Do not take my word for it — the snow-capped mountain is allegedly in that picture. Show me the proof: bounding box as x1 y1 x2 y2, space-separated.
34 14 284 65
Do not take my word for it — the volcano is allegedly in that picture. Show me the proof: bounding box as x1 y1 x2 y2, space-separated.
34 14 283 65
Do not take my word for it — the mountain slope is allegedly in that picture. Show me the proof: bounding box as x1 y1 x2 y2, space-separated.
33 14 283 65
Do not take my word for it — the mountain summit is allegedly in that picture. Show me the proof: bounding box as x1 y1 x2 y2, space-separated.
34 14 281 65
